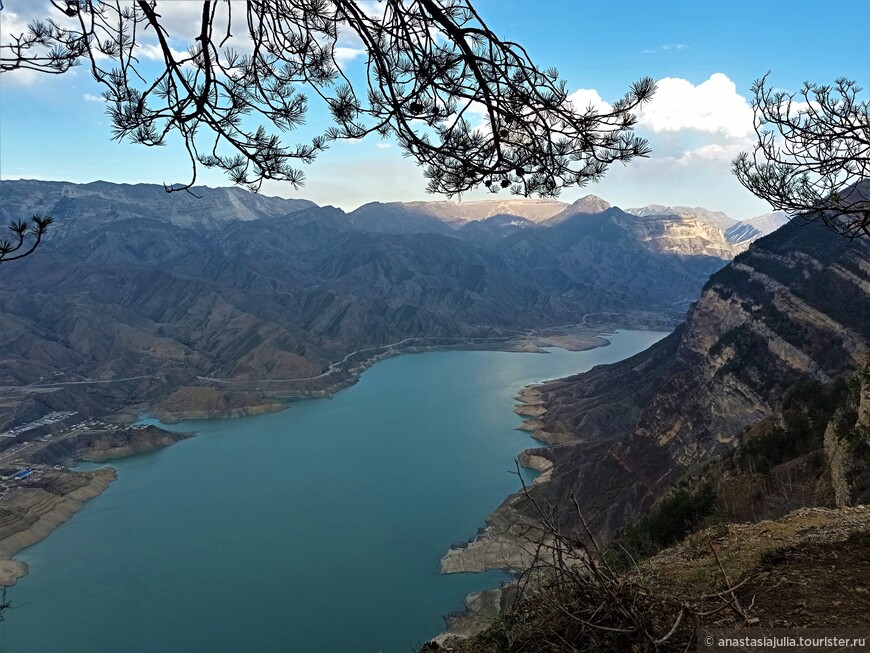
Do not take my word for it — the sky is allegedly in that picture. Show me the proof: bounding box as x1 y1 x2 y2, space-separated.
0 0 868 219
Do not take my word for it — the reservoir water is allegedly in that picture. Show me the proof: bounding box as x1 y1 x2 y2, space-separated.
0 330 668 653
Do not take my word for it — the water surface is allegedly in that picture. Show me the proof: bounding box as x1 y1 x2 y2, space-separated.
1 330 668 653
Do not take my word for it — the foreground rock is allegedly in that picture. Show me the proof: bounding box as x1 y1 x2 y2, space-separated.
644 506 870 629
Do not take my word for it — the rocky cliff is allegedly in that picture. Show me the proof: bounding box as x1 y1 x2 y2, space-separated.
444 217 870 572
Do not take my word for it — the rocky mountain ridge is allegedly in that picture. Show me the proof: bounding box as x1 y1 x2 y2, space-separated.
3 180 789 257
442 215 870 573
0 180 317 235
725 211 791 248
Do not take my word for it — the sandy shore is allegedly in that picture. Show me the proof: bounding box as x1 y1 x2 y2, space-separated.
0 468 116 585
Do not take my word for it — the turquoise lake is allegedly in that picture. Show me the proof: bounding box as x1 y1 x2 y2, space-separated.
0 330 668 653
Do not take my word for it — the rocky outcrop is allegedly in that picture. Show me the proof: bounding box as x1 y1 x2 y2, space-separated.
25 424 194 465
625 205 790 256
151 387 287 422
627 204 737 231
614 211 736 259
825 365 870 506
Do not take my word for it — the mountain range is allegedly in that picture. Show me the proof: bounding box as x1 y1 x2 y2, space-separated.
0 180 786 428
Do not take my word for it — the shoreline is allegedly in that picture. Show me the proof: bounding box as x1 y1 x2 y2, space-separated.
433 327 678 643
0 468 117 586
0 425 192 586
440 380 561 576
145 327 618 422
0 328 611 587
0 324 665 622
0 328 612 588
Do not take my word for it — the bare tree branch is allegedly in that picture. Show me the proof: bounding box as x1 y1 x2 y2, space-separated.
0 215 53 264
0 1 655 196
733 74 870 239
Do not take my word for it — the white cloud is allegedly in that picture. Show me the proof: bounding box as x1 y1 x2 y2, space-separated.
376 143 391 149
637 73 753 139
555 73 768 219
0 9 30 46
567 88 612 113
0 9 46 85
356 1 385 18
144 2 215 43
135 41 189 62
333 46 365 65
676 142 748 163
83 93 103 103
0 66 41 86
643 43 690 54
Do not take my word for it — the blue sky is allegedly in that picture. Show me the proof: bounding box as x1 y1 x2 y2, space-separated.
1 0 868 219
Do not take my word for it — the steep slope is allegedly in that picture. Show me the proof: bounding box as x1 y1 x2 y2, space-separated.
540 217 868 514
612 212 734 259
618 205 736 258
444 218 869 571
549 199 737 260
627 205 789 254
495 208 727 312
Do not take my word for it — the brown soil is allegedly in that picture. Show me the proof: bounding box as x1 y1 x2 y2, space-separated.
430 506 870 652
743 531 870 628
641 506 870 633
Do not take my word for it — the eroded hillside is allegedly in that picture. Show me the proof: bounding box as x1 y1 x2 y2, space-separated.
442 217 869 574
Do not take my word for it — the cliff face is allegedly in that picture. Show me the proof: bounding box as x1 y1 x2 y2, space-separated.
825 367 870 507
612 212 736 259
445 219 869 569
639 220 867 463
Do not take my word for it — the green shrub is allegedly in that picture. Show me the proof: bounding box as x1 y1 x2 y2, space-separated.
609 485 718 567
736 377 849 473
